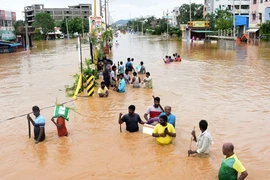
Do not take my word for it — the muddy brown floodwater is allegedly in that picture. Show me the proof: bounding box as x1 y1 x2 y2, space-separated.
0 35 270 180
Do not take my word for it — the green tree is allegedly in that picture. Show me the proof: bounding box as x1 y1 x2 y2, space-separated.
55 21 62 28
60 17 89 35
205 13 216 30
215 9 233 30
13 20 25 35
32 12 55 38
260 21 270 40
177 3 204 24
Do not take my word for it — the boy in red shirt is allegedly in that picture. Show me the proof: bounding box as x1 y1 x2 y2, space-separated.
51 116 68 137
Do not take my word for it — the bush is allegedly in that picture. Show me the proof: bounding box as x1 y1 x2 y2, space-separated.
33 30 43 40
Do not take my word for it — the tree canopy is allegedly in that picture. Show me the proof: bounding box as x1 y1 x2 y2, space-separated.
126 16 181 37
177 3 204 24
13 20 25 35
60 17 89 34
205 9 233 30
32 12 55 34
260 21 270 40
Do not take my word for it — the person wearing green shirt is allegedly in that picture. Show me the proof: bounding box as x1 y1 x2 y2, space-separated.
218 142 248 180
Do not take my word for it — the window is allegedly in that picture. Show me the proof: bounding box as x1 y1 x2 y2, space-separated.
269 13 270 17
54 11 62 15
66 11 70 14
253 0 257 4
242 5 249 9
252 14 256 20
73 11 81 14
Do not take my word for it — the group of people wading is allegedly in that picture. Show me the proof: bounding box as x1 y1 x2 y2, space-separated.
27 56 248 180
163 53 182 64
118 96 248 180
98 57 152 97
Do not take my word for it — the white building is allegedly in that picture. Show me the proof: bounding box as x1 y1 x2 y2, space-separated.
24 4 92 27
248 0 270 38
172 7 180 27
204 0 250 16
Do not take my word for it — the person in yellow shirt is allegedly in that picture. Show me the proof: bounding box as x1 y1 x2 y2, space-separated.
152 115 176 145
98 81 108 97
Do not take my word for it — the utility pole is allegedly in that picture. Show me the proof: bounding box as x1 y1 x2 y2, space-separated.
167 9 169 40
189 0 192 22
105 0 110 26
105 0 107 30
66 18 69 40
100 0 102 16
24 9 30 51
233 0 235 39
164 10 169 40
142 21 144 35
82 20 84 37
94 0 97 16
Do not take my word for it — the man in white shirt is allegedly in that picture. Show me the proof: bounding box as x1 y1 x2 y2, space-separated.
188 120 213 156
110 66 116 87
143 72 152 89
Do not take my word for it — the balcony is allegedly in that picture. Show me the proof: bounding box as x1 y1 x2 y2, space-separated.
26 14 34 17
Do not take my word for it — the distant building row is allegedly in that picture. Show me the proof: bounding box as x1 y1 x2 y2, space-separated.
169 0 270 34
24 4 92 27
204 0 270 30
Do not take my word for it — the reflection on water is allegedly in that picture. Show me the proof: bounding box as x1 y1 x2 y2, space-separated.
0 36 270 179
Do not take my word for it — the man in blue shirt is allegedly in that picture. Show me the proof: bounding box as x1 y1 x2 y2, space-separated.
117 73 126 93
118 61 125 74
125 58 133 72
27 106 46 144
159 106 176 127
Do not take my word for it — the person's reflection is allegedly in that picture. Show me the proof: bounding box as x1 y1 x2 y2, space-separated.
55 137 70 165
152 143 175 165
34 143 48 166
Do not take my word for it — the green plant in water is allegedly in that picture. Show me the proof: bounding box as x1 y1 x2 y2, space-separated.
65 59 100 97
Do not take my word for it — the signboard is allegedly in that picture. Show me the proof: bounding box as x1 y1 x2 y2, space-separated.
0 10 16 21
53 105 70 121
0 30 16 40
89 16 102 35
193 21 206 27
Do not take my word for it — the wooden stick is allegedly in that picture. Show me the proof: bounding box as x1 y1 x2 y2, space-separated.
28 119 31 138
152 95 164 112
188 126 195 157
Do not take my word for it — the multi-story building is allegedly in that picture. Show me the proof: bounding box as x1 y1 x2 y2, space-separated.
249 0 270 29
204 0 250 16
24 4 92 27
0 10 16 40
172 7 180 27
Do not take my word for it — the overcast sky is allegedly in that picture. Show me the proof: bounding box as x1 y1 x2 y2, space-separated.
0 0 203 22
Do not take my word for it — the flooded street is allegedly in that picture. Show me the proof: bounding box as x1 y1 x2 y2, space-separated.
0 34 270 179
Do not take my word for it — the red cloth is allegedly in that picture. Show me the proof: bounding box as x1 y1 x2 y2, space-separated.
56 117 68 137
